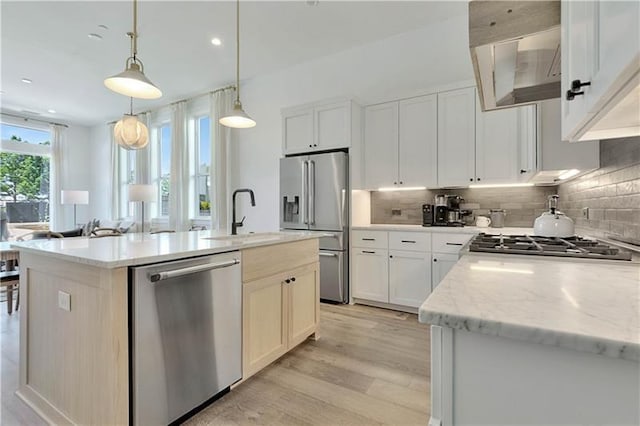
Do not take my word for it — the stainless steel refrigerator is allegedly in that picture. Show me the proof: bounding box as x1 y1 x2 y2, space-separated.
280 151 348 303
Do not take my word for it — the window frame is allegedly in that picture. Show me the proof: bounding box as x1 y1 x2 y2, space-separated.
192 114 213 221
151 121 172 219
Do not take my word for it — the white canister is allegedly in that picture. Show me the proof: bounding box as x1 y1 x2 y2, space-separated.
475 216 491 228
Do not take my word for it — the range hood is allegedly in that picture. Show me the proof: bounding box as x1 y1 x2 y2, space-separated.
470 1 561 111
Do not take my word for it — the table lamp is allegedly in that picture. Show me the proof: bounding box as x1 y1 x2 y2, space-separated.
60 190 89 228
128 184 157 233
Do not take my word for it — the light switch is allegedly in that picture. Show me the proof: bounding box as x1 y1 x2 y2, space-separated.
58 291 71 312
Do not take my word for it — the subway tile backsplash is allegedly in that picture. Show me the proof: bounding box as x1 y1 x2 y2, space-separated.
558 136 640 242
371 186 558 227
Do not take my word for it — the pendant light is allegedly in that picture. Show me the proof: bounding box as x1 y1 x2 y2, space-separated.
114 97 149 150
104 0 162 99
219 0 256 128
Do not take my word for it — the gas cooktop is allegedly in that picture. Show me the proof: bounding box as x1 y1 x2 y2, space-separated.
469 233 633 261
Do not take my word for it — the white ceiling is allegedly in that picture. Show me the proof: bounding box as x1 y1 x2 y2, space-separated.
1 1 467 126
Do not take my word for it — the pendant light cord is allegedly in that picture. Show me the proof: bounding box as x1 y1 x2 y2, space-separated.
236 0 240 103
132 0 138 59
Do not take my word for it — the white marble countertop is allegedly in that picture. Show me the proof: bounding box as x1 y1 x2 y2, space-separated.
352 224 534 235
419 253 640 361
11 230 322 269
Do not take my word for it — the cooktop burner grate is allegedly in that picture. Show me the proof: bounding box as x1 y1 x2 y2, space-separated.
469 234 632 261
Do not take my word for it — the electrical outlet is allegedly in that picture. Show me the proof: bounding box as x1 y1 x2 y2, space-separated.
391 208 402 216
58 291 71 312
582 207 589 219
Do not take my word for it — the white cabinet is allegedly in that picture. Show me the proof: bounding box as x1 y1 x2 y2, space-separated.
437 87 477 187
431 253 459 291
364 95 438 189
283 100 359 155
364 103 398 189
352 248 388 303
561 0 640 142
389 250 431 308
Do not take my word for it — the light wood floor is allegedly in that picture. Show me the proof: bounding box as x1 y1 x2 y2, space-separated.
0 303 430 425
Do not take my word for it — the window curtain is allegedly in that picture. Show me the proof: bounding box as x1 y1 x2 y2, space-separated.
108 123 120 220
210 89 235 232
134 112 151 228
169 101 190 231
49 124 65 231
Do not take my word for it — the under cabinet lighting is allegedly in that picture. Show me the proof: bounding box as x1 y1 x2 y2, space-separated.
377 186 427 192
469 183 534 189
558 169 580 180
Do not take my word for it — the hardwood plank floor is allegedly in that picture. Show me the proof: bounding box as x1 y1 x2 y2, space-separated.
0 303 430 425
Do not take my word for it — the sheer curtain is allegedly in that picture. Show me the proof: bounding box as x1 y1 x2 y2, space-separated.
108 123 120 220
210 89 234 232
169 101 190 231
49 124 65 231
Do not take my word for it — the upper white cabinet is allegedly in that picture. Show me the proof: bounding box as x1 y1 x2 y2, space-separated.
561 0 640 142
437 87 476 187
282 100 359 155
363 94 438 189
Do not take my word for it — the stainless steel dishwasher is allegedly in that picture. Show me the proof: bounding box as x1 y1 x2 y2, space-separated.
131 251 242 425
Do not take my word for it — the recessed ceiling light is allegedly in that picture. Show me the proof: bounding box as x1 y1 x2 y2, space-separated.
88 33 103 40
47 109 57 114
211 37 222 46
21 78 32 84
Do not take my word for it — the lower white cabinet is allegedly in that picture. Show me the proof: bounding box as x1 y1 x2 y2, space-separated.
431 253 459 291
352 248 389 303
389 250 431 308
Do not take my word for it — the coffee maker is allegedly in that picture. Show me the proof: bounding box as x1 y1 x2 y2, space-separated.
430 194 470 227
432 194 449 226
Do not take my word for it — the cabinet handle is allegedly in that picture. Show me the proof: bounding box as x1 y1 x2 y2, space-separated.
401 240 416 243
389 255 393 258
285 279 291 284
399 181 403 185
309 144 312 148
393 182 397 185
571 79 591 91
469 178 473 182
433 258 438 262
446 242 463 246
477 177 481 181
520 169 527 174
291 277 296 282
362 250 376 254
362 238 375 241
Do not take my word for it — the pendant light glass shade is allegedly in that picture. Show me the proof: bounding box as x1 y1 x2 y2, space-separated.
105 61 162 99
114 114 149 150
219 100 256 128
219 0 256 129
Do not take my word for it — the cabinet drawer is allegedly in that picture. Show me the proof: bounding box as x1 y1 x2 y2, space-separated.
431 233 473 254
242 239 319 282
352 230 388 249
389 232 431 252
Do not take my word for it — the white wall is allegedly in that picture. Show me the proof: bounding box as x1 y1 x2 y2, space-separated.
230 14 473 231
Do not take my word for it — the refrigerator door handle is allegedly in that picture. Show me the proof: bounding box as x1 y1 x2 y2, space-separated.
302 160 309 225
309 160 316 225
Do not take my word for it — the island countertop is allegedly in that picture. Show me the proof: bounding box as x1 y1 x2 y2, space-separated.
419 253 640 361
11 230 322 269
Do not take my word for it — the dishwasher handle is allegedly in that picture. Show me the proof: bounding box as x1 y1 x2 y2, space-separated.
149 258 240 282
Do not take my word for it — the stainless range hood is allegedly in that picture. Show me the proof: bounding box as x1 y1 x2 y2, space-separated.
470 1 561 111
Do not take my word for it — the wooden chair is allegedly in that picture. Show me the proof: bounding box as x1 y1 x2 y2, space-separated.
1 270 19 314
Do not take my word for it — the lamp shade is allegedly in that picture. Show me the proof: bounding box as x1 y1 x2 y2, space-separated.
104 63 162 100
128 184 156 202
61 190 89 205
114 114 149 150
219 101 256 129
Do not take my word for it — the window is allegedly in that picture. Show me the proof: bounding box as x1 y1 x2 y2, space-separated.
195 116 211 217
0 123 51 241
118 148 136 218
156 124 171 217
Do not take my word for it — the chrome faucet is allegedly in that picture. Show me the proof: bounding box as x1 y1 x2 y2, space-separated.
231 188 256 235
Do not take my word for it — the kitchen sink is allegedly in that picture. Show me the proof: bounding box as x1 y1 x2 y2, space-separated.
202 233 284 244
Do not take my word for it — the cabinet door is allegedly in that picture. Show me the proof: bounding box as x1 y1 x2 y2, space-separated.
475 98 520 185
243 274 287 378
283 108 314 154
364 102 399 189
399 95 438 188
287 264 320 348
518 104 538 181
389 250 431 308
431 253 459 291
561 0 596 141
438 88 476 187
315 101 350 150
352 248 389 303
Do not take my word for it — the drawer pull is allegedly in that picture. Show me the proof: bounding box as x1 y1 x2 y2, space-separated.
446 242 463 246
362 238 376 241
401 240 416 243
362 250 376 254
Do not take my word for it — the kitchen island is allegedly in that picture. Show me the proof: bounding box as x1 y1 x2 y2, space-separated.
420 252 640 425
12 230 320 425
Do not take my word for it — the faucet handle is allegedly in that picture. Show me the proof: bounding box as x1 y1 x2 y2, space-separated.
239 216 246 226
